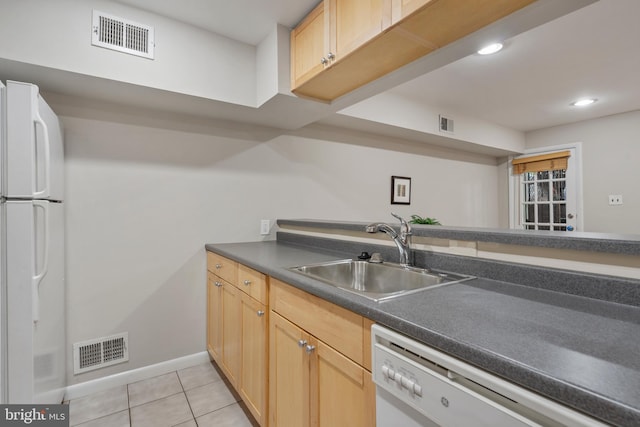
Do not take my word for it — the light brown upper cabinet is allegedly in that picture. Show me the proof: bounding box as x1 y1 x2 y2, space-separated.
291 2 327 90
329 0 391 63
291 0 392 93
291 0 536 101
391 0 431 23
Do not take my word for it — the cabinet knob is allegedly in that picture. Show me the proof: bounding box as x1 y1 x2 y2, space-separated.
327 52 335 61
243 279 251 286
320 57 329 65
257 310 265 317
305 344 316 354
215 264 222 269
214 281 222 288
298 339 307 348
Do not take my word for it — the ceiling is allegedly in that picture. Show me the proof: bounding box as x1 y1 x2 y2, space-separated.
112 0 640 133
387 0 640 132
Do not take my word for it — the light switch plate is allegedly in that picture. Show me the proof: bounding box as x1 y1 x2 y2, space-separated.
260 219 270 235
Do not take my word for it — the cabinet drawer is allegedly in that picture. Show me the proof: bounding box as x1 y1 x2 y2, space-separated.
270 279 364 365
238 264 268 305
207 252 238 284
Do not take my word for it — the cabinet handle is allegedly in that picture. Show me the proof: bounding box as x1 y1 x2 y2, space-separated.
215 264 222 269
214 281 222 287
257 310 265 317
320 57 329 65
327 52 335 61
243 279 251 286
298 339 307 348
305 344 316 354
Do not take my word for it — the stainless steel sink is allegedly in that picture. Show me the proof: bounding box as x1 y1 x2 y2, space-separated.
288 259 474 302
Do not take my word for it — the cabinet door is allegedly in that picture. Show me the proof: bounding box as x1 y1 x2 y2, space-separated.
221 281 241 387
271 279 364 366
206 273 223 364
311 338 376 427
329 0 388 60
269 312 310 427
391 0 431 23
291 1 328 89
239 293 267 426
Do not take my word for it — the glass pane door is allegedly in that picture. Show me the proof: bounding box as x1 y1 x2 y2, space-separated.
521 170 568 230
512 146 580 232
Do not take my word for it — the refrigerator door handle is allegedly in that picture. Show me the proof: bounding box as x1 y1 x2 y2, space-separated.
32 200 50 323
32 110 51 198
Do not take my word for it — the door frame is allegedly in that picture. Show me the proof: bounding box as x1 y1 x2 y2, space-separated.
508 142 584 231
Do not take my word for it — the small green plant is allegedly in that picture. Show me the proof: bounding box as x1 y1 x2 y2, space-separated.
409 215 441 225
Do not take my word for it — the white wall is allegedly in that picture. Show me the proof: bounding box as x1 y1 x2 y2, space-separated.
63 115 500 384
525 110 640 234
0 0 256 106
256 25 291 106
339 91 526 154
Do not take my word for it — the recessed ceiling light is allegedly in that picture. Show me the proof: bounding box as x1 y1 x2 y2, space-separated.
571 98 597 107
477 43 503 55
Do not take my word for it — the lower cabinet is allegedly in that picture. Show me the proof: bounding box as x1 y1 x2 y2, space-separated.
206 273 243 389
206 272 223 362
207 253 374 427
269 279 375 427
221 279 241 387
314 338 374 427
239 292 268 425
270 312 374 427
206 253 268 426
270 312 310 426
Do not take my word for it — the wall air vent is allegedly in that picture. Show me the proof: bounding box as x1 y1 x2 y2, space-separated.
439 115 454 134
73 332 129 374
92 10 154 59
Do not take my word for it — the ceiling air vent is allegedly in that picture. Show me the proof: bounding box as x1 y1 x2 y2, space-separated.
439 114 454 134
73 332 129 374
92 10 154 59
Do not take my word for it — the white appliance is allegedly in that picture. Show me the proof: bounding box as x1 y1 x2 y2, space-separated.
0 80 66 403
372 324 606 427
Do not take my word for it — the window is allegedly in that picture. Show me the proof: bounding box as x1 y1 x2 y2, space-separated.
509 145 582 231
520 169 568 230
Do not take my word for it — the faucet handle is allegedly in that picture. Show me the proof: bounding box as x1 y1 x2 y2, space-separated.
391 213 412 235
369 253 384 263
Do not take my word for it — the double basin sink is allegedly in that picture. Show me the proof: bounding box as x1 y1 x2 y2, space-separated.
289 259 474 302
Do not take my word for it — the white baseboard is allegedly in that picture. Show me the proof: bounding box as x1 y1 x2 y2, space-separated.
64 351 210 401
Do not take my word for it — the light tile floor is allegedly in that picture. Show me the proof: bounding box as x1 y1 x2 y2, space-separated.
68 361 258 427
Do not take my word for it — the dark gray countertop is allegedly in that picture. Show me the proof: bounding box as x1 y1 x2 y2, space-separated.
205 240 640 426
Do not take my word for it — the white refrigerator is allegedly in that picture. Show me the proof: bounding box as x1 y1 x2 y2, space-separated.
0 80 66 403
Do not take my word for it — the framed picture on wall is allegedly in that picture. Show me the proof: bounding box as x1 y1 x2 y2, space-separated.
391 176 411 205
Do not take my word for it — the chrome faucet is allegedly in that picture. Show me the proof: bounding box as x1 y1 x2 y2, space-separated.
365 213 413 266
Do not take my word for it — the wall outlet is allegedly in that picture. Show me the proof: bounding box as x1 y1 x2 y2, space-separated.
260 219 270 235
608 194 623 205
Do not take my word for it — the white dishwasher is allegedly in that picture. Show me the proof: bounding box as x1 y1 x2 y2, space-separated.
372 325 607 427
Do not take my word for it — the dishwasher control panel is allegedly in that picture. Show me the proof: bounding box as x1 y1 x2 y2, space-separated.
372 325 606 427
380 364 423 397
374 342 539 427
